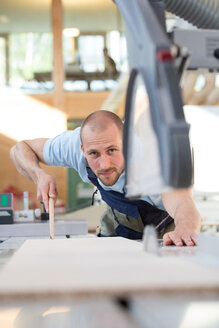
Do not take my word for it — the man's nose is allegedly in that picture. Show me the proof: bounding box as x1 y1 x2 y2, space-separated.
99 154 111 170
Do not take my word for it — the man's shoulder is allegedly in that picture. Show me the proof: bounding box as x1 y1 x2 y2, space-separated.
43 127 84 168
54 127 81 152
58 127 81 141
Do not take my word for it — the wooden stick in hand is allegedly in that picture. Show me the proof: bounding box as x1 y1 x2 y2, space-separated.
49 197 55 240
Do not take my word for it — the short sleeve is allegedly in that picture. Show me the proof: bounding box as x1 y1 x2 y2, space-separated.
43 128 90 183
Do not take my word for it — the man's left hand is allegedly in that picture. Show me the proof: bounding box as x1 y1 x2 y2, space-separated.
161 188 201 247
163 227 197 246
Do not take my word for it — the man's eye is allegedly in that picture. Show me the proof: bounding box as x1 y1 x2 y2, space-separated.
89 152 97 156
109 149 115 153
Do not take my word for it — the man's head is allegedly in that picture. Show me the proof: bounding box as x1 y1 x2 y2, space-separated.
80 110 124 186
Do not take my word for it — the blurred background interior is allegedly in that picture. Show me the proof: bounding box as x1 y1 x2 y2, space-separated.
0 0 219 218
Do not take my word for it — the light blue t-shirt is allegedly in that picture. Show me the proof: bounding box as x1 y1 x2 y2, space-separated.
43 127 165 210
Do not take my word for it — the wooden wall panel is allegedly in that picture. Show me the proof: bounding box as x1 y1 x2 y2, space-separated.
0 134 66 209
31 91 111 118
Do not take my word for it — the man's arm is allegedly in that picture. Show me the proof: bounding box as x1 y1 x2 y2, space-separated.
161 188 201 246
10 139 57 212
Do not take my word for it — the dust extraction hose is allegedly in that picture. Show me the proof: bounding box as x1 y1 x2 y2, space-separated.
165 0 219 29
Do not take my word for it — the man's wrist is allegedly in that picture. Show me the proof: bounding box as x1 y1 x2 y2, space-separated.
31 167 45 184
174 217 201 233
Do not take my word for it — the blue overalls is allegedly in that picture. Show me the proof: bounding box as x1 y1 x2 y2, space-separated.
87 167 173 239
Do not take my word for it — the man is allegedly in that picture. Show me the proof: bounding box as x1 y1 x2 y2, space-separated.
10 110 201 246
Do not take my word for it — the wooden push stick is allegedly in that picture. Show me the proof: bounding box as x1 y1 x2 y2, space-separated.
49 198 55 240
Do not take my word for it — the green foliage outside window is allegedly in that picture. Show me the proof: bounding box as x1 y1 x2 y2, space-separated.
9 33 53 82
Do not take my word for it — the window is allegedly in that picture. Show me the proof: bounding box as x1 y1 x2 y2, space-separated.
9 33 53 88
78 35 105 72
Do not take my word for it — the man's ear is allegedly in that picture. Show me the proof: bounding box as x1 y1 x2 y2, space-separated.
81 144 85 156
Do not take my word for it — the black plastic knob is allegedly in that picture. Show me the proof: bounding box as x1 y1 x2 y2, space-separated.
214 48 219 59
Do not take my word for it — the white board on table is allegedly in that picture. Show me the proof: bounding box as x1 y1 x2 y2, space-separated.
0 237 218 298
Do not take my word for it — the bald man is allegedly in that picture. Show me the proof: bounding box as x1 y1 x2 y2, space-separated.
10 110 200 246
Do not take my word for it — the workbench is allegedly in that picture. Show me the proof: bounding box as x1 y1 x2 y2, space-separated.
0 232 219 328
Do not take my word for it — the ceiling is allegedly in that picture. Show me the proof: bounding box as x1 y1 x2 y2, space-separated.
0 0 124 34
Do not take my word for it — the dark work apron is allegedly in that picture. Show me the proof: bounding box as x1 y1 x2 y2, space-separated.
87 167 173 239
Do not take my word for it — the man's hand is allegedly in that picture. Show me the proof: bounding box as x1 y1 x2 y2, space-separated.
36 171 58 212
163 227 197 246
162 188 201 247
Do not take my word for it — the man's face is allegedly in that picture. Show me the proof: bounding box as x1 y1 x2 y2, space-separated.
81 124 124 186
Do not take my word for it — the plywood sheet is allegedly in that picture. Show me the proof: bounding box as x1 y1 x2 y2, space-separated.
0 237 219 299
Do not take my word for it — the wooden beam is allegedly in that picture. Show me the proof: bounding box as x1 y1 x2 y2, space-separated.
5 34 10 86
51 0 65 110
0 34 10 85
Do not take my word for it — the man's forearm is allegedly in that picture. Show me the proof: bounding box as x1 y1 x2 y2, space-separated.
162 188 200 228
10 138 57 211
10 141 43 183
162 188 201 246
173 198 201 232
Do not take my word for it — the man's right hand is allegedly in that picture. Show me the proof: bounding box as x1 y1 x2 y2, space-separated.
36 171 58 212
